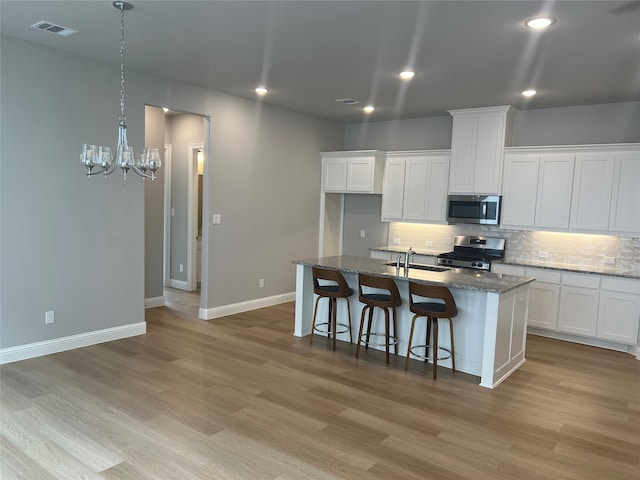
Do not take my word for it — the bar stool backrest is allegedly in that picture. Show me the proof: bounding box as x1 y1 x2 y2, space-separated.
312 267 352 298
358 273 401 307
409 282 458 318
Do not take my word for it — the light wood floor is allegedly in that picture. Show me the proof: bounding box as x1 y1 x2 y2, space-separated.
2 288 639 479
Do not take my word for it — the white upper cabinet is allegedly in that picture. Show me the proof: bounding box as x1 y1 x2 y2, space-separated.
501 151 574 229
448 106 515 195
502 144 639 236
570 152 615 231
609 152 640 234
381 151 450 223
321 150 385 193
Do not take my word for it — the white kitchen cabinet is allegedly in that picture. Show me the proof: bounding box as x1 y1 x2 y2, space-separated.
381 151 450 223
501 151 574 229
448 106 515 195
526 269 561 330
609 152 640 234
558 273 600 337
597 277 640 344
570 152 615 231
322 150 384 193
380 157 405 221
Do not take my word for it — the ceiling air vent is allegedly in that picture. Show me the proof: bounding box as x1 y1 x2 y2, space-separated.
31 21 79 37
334 98 361 105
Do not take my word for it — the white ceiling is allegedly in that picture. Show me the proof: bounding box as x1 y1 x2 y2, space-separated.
1 0 639 123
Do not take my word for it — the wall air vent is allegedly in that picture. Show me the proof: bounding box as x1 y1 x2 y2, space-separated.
334 98 361 105
31 21 79 37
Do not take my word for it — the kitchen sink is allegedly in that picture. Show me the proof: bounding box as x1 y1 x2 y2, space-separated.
384 262 450 272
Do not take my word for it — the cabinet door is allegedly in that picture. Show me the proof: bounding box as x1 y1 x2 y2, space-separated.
570 152 614 231
323 158 347 192
423 156 450 222
528 282 560 330
347 158 374 192
473 115 505 194
609 152 640 234
558 286 599 337
449 116 478 193
402 158 429 221
535 154 574 229
501 154 539 226
597 291 640 344
381 158 406 221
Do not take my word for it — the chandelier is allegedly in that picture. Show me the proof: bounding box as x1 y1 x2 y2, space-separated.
80 1 160 180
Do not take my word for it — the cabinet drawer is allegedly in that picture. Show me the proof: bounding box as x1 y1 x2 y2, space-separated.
493 264 525 276
562 273 600 289
601 277 640 294
369 250 392 261
525 268 561 284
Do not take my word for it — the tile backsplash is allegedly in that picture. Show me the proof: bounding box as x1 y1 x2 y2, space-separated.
387 223 640 274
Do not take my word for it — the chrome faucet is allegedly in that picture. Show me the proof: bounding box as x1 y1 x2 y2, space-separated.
404 247 415 269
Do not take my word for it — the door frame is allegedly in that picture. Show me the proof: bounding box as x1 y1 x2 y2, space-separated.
163 143 172 287
187 143 204 291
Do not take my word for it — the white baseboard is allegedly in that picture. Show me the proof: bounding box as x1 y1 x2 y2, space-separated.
144 296 165 309
168 279 189 290
0 322 147 365
199 292 295 320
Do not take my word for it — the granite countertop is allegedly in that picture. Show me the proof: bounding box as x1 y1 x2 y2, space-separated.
292 255 534 294
370 246 640 280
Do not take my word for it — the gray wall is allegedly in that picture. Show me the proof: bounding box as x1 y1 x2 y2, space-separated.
341 195 389 258
344 101 640 150
144 106 166 299
1 36 344 350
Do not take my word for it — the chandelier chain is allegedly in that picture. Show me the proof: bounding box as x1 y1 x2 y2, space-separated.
119 2 126 125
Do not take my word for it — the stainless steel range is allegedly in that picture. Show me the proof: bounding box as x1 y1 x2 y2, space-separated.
436 235 506 272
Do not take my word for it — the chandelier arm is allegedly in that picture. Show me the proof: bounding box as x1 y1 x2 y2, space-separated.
85 165 117 177
131 164 156 179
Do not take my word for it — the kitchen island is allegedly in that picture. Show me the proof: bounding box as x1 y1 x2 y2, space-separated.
293 255 534 388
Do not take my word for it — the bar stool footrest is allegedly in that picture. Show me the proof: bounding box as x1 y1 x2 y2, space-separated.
359 332 398 347
409 344 452 361
313 322 351 336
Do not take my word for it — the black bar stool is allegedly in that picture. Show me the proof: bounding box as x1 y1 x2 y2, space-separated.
355 273 402 364
310 267 353 350
405 281 458 379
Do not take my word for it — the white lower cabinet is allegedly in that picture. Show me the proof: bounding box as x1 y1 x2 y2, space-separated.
597 278 640 344
493 265 640 348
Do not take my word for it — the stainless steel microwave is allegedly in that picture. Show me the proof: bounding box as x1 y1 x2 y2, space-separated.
447 195 501 225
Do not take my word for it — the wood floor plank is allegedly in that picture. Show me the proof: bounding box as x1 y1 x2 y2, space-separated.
0 289 639 479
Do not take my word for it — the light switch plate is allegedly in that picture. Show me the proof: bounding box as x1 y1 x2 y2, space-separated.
212 214 221 224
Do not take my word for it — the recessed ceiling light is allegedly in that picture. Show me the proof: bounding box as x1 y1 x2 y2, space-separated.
399 70 416 80
255 87 269 95
363 105 375 113
522 89 537 97
525 16 555 29
162 107 169 113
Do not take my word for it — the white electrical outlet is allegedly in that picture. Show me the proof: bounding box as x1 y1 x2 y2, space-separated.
259 279 265 288
425 240 434 247
393 238 401 245
212 214 221 224
179 264 184 272
45 310 55 325
171 208 175 217
360 230 366 238
603 256 616 265
538 250 549 258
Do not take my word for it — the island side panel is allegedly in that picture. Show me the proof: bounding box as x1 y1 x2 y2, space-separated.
294 264 314 336
480 285 530 388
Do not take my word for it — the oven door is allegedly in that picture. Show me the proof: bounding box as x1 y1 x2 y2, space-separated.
447 195 501 225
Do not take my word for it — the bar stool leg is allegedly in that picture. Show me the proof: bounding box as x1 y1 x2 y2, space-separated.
364 307 374 351
356 306 368 359
405 315 417 370
384 308 390 364
331 298 338 351
449 318 456 372
392 308 398 355
345 299 353 344
432 317 439 380
310 296 321 344
425 317 432 365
